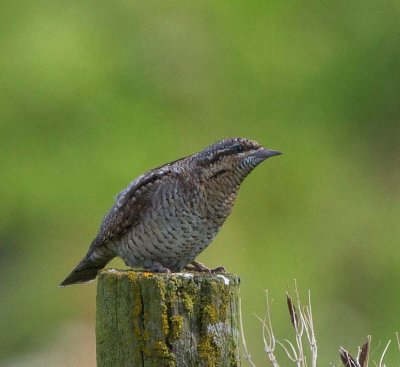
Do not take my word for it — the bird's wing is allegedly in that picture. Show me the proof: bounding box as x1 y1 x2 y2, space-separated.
88 164 177 251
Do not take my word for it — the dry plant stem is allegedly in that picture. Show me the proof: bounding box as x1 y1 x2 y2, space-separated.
339 335 370 367
378 340 391 367
291 283 318 367
242 282 320 367
339 335 396 367
239 297 257 367
339 347 358 367
370 340 383 363
287 287 305 366
293 282 305 363
260 283 319 367
359 335 370 367
254 290 280 367
284 296 302 366
261 290 280 367
275 339 301 365
242 283 396 367
304 290 318 367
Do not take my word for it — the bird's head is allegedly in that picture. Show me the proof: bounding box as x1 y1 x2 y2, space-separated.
195 137 281 182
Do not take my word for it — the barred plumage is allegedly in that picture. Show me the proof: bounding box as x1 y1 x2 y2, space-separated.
60 137 281 286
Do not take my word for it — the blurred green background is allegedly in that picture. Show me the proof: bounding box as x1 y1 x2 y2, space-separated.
1 1 399 366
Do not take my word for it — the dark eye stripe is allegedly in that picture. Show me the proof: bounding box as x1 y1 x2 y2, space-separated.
197 138 260 167
206 149 231 165
206 145 249 165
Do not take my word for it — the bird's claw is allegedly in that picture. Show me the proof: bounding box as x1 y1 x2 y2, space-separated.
211 266 226 273
186 261 226 274
148 262 171 273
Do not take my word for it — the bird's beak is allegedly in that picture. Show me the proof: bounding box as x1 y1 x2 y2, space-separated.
255 148 282 160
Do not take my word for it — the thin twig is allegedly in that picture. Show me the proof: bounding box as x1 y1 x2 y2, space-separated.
254 290 280 367
303 290 318 367
276 338 300 363
239 297 257 367
292 280 306 366
378 340 391 367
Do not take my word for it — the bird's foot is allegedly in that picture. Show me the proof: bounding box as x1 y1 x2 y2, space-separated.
185 260 210 272
186 260 226 273
148 262 172 273
211 266 226 273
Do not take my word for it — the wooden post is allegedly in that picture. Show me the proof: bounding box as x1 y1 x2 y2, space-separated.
96 269 241 367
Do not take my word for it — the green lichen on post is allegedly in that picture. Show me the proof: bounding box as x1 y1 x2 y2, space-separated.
198 335 219 367
196 275 235 367
96 270 240 367
169 315 184 340
182 292 194 312
140 273 176 367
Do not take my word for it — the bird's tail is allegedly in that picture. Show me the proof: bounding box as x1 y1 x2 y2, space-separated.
59 249 113 287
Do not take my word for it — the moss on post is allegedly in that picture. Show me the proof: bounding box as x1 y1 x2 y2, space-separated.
96 270 240 367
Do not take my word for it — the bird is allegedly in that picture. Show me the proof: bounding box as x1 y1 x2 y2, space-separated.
60 137 281 286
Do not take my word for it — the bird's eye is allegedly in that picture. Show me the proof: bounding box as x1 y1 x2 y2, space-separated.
233 145 244 154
